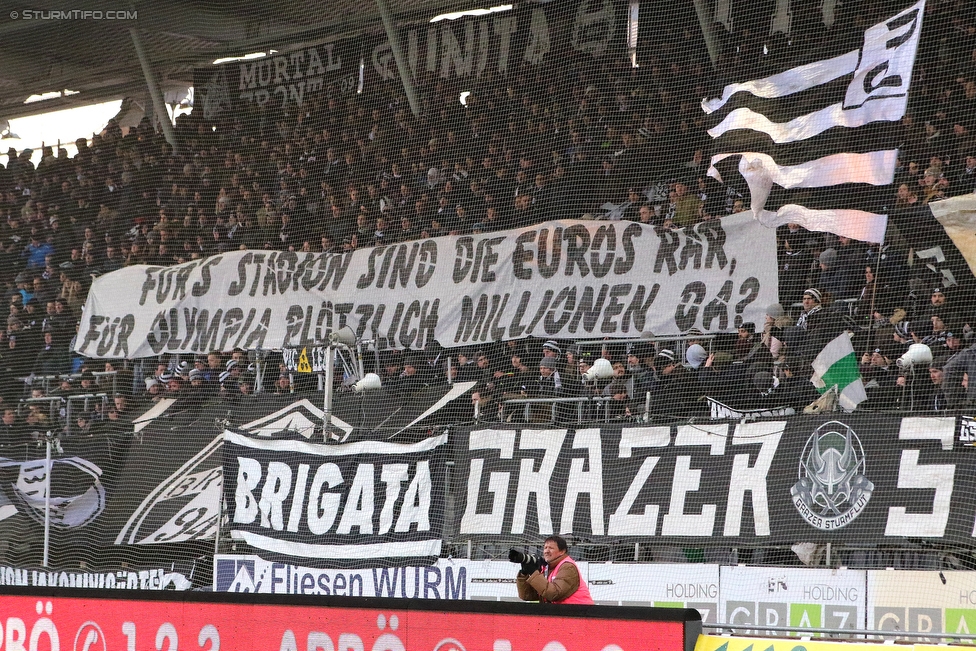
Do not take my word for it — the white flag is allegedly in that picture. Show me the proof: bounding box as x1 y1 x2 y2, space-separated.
702 1 925 243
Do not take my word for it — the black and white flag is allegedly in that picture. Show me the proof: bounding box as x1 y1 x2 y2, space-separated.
702 0 924 243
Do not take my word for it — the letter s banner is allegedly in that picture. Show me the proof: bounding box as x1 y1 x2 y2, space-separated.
0 589 701 651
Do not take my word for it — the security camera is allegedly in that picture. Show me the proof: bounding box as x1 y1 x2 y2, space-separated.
896 343 933 369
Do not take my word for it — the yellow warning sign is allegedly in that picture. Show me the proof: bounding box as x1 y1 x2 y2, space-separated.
296 347 312 373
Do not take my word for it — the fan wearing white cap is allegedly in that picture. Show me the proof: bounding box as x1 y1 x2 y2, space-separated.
542 340 562 358
649 348 700 417
796 288 822 330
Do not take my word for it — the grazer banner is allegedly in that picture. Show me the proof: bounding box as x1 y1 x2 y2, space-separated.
0 587 701 651
367 0 626 86
192 39 361 118
223 429 449 562
74 214 778 358
454 416 976 545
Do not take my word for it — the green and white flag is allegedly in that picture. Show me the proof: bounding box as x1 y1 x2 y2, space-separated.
810 333 867 412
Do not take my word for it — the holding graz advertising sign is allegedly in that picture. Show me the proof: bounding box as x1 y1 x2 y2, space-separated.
74 215 777 359
455 416 976 545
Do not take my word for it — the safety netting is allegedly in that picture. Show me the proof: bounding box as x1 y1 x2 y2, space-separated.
1 0 975 632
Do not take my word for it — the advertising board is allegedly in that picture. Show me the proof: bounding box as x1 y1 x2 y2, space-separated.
214 555 720 617
720 566 866 632
695 636 975 651
0 587 700 651
868 570 976 639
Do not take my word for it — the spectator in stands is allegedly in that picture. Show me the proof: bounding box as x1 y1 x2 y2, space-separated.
734 324 757 360
778 225 819 305
671 182 701 227
649 349 699 417
817 248 857 301
789 288 847 360
860 348 899 409
33 331 67 375
897 357 950 412
1 0 975 434
273 373 293 395
602 361 631 418
0 408 25 445
393 354 426 397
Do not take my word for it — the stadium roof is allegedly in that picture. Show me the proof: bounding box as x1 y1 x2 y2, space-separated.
0 0 492 120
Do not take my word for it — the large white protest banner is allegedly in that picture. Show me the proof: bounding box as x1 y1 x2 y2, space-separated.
75 214 777 358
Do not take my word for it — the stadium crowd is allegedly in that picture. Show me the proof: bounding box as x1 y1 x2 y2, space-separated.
0 0 974 440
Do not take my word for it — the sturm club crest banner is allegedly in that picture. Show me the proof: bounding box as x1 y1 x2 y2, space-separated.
222 429 449 562
0 436 115 544
367 0 625 86
74 214 778 359
192 40 362 118
454 416 976 545
0 399 229 570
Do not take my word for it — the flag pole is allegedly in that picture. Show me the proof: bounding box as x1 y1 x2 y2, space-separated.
862 234 884 360
43 433 51 567
692 0 721 70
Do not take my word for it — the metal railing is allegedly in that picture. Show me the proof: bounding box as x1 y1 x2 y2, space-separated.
491 395 630 424
704 623 976 641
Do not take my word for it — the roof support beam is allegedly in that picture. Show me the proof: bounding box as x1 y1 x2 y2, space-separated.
129 28 177 150
374 0 422 118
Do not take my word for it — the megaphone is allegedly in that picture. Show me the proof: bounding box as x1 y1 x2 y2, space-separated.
329 325 357 348
896 343 933 369
353 372 382 392
583 357 614 381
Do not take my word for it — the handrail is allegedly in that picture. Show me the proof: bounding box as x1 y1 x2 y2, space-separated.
704 623 976 640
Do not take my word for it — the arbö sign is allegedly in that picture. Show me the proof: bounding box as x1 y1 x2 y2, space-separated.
0 587 700 651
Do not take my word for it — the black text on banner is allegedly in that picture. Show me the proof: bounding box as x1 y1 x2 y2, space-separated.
75 215 778 358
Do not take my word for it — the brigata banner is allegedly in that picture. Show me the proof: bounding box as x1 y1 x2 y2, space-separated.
0 587 700 651
454 416 976 545
74 214 778 358
223 429 448 562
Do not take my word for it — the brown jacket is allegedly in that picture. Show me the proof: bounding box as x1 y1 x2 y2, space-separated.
516 553 580 602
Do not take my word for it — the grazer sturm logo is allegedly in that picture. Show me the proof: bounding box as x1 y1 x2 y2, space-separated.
113 435 222 545
791 421 874 530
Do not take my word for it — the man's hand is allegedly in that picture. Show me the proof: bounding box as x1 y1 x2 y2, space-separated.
521 560 542 576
